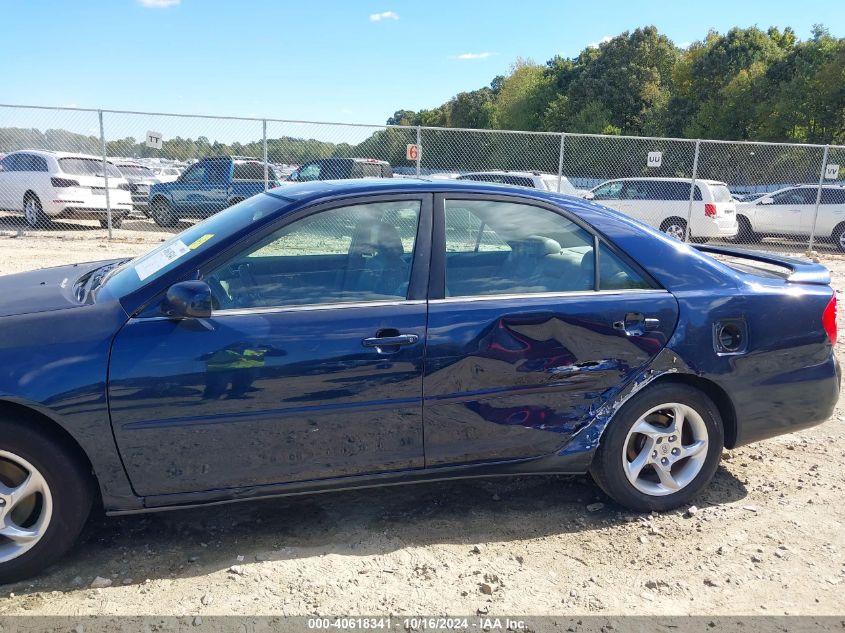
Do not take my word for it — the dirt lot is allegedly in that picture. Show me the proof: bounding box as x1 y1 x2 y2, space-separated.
0 230 843 617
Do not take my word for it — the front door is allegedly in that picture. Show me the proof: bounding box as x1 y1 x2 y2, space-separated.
108 195 431 496
423 196 679 466
762 188 816 235
169 162 207 218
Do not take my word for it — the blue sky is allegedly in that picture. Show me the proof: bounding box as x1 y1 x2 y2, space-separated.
0 0 842 131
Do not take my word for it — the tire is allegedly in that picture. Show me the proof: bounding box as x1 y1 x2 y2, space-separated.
660 217 687 242
590 383 724 512
832 225 845 253
99 215 124 229
731 216 759 244
149 197 178 228
22 194 48 229
0 418 94 583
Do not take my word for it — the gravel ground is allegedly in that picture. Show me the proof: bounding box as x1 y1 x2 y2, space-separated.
0 232 843 617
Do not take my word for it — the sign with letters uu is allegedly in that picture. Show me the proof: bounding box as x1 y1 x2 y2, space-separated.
647 151 663 168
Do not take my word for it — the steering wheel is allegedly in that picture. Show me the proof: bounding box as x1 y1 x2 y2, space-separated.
230 262 266 307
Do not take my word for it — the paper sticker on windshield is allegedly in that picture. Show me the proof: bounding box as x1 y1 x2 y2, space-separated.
135 240 190 281
188 233 214 250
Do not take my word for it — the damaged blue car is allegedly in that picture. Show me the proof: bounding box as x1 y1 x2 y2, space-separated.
0 179 839 581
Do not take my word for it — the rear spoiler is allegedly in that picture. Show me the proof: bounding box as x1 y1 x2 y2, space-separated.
693 244 831 285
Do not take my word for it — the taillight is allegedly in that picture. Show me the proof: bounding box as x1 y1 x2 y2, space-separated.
704 203 717 218
51 177 79 188
823 294 837 346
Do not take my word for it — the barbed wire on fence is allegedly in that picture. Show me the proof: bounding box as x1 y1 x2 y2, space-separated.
0 103 842 252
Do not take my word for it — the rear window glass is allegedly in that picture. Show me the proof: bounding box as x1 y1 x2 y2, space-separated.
118 165 155 178
59 158 122 178
710 185 733 203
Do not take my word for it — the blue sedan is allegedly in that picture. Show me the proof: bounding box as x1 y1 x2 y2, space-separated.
0 179 839 581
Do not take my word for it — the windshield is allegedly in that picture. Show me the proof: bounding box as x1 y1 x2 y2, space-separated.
118 165 155 178
59 158 122 178
101 193 288 298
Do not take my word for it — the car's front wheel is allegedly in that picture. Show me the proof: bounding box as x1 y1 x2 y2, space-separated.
590 383 724 512
0 418 94 583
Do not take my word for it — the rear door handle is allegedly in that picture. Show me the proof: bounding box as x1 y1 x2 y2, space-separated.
613 313 660 336
363 334 418 347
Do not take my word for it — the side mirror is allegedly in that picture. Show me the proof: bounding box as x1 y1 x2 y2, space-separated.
583 191 595 200
759 197 774 205
161 280 212 319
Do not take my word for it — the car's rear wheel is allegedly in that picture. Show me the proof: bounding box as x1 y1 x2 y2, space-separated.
590 383 724 512
660 217 687 241
149 198 178 228
99 215 124 229
0 419 94 583
22 194 47 229
831 224 845 253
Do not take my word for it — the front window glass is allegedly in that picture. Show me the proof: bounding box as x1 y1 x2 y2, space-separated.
206 200 421 309
296 163 321 182
592 181 623 200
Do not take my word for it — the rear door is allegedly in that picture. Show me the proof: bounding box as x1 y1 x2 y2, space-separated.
108 194 432 496
423 195 678 466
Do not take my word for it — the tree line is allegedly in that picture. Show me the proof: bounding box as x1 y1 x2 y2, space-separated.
387 25 844 144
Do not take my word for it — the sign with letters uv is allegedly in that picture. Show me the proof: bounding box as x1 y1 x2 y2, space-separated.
145 131 163 150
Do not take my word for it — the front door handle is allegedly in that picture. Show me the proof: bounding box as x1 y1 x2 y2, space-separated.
362 334 419 348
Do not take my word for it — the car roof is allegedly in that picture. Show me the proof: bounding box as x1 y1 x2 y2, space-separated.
601 177 727 186
8 149 113 161
459 170 555 178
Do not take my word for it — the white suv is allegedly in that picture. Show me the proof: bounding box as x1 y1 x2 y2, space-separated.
736 185 845 251
0 150 133 228
456 171 586 196
586 177 738 241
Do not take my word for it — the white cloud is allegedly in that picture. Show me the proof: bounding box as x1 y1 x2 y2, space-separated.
138 0 181 8
452 52 496 60
369 11 399 22
587 35 612 49
678 41 691 49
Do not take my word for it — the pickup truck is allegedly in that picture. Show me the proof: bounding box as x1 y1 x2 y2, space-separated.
147 156 281 227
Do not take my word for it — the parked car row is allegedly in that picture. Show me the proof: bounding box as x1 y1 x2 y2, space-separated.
1 150 842 248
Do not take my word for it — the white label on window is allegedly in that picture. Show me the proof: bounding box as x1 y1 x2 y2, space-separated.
145 131 163 150
647 151 662 168
825 164 840 180
135 240 189 281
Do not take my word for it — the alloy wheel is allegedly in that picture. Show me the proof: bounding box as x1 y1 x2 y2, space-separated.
0 450 53 563
664 223 685 241
621 402 709 496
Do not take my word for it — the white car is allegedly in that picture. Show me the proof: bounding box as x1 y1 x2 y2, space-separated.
736 185 845 250
151 166 182 182
586 177 738 241
456 171 585 196
0 150 133 228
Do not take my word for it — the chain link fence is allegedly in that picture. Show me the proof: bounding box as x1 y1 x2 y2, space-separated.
0 104 842 252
